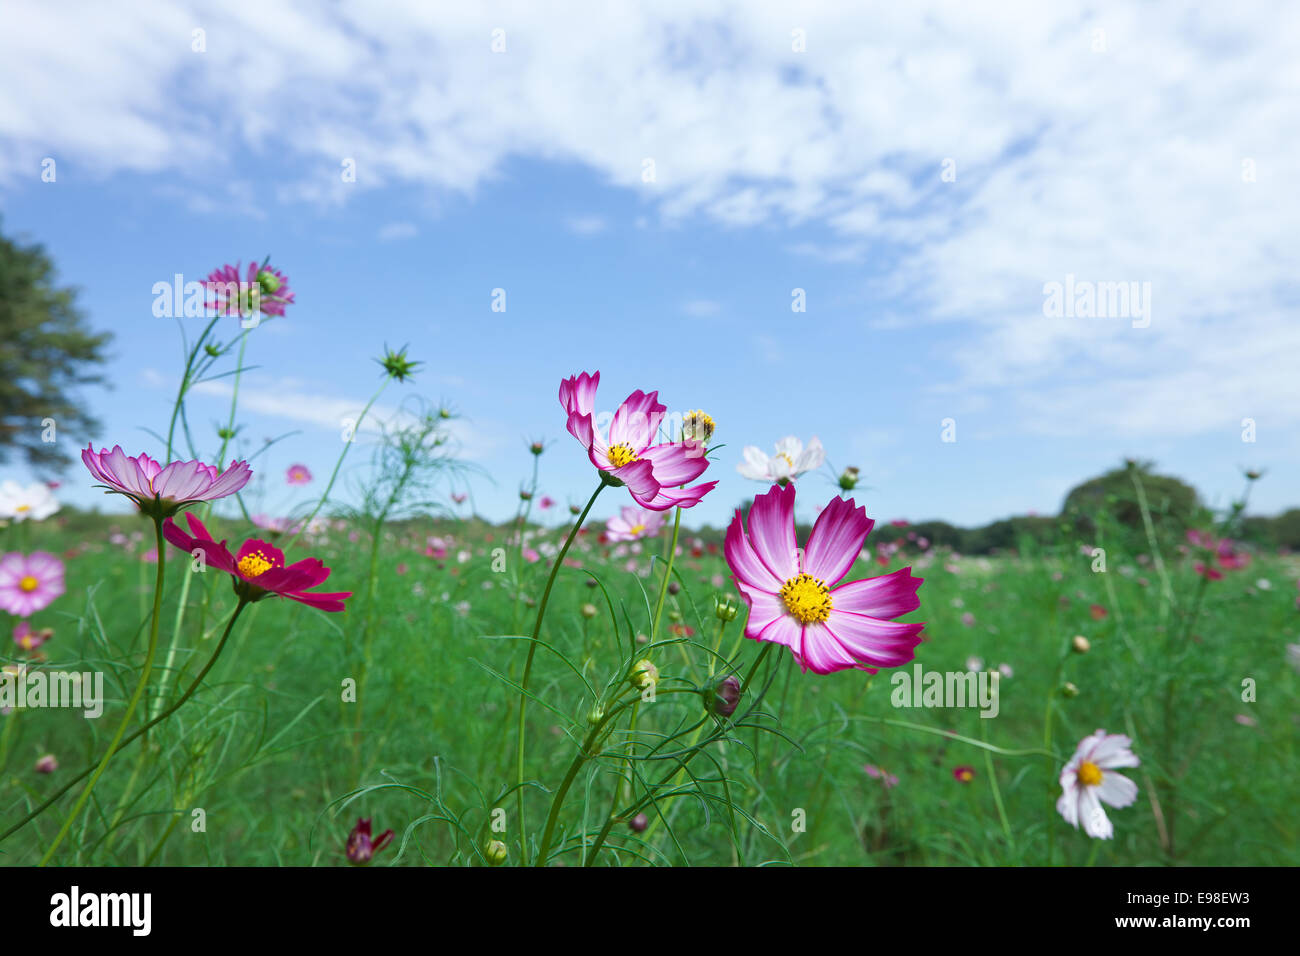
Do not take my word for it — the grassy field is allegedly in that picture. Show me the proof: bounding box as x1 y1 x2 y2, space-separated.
2 491 1296 866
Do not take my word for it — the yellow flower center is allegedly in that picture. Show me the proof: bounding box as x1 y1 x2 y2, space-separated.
780 573 832 624
777 452 795 469
237 551 275 578
957 769 973 782
1076 760 1103 787
608 443 640 468
15 504 30 513
629 523 646 536
18 575 39 592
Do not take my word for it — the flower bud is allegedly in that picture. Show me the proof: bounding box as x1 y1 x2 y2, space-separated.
838 466 861 491
580 602 598 619
708 675 742 718
1061 681 1080 698
628 813 649 832
587 701 606 725
1071 635 1091 654
484 839 508 866
682 409 715 444
714 596 739 621
346 817 394 865
629 659 659 691
530 441 545 456
667 580 680 595
35 754 58 774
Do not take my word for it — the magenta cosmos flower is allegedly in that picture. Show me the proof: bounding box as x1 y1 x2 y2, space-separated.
559 371 717 511
163 513 351 612
83 445 251 518
725 483 924 675
606 505 665 542
204 260 295 318
1056 729 1140 839
0 552 65 617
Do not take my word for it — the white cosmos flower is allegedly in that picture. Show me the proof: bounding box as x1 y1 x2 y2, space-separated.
0 481 60 522
737 436 825 483
1057 729 1140 839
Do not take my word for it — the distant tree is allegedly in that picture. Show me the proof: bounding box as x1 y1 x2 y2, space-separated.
0 222 111 472
1061 459 1201 541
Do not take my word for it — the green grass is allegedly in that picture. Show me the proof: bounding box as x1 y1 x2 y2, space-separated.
1 509 1296 866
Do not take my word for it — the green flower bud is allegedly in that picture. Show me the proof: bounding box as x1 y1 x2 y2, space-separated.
484 839 508 866
629 659 659 691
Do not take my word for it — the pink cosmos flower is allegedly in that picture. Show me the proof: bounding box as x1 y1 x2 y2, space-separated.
538 495 555 510
605 506 666 542
0 552 66 617
559 371 717 511
286 463 313 485
725 483 924 675
1056 729 1140 839
162 513 350 612
863 764 899 789
13 620 54 651
82 445 251 518
1215 539 1251 571
204 260 295 318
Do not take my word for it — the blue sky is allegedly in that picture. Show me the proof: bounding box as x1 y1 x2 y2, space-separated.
0 1 1295 531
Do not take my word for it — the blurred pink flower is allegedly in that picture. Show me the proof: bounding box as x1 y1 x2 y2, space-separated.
605 506 665 542
0 552 65 617
286 463 313 485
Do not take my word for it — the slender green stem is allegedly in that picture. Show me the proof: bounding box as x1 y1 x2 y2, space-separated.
39 517 168 865
981 717 1014 851
514 480 604 865
282 379 389 553
583 644 775 864
154 327 248 718
649 506 682 644
2 597 248 846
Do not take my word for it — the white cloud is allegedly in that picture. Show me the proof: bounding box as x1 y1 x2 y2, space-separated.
377 221 418 241
3 0 1297 442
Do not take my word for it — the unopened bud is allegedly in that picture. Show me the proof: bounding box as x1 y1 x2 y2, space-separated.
714 597 739 621
629 813 649 832
1061 681 1080 698
485 839 508 866
838 466 861 491
708 675 742 718
629 659 659 691
580 603 598 619
1071 635 1090 654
